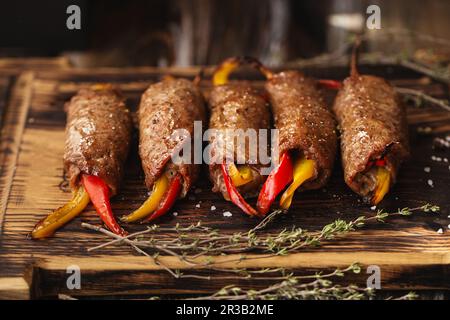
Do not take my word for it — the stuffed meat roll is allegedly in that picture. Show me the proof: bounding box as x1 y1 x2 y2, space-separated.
208 58 270 216
253 66 337 215
332 54 409 204
122 77 206 222
32 84 132 238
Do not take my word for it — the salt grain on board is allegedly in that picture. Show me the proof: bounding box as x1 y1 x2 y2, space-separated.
424 167 431 173
427 179 434 187
223 211 232 217
172 212 178 217
437 228 443 234
210 205 216 211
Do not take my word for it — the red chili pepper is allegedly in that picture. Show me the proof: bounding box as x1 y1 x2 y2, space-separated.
256 152 293 215
221 163 258 216
81 174 126 236
317 79 342 90
145 174 182 222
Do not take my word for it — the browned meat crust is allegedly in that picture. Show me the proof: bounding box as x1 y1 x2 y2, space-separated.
265 71 337 190
208 82 270 199
138 78 206 197
332 74 409 197
64 87 132 195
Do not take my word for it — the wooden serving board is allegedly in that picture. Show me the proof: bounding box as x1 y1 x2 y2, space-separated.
0 63 449 299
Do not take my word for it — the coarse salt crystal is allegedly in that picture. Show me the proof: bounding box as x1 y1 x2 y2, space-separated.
223 211 232 217
437 228 443 234
172 212 178 216
195 203 201 208
370 206 376 210
424 167 431 173
427 179 434 187
210 205 216 211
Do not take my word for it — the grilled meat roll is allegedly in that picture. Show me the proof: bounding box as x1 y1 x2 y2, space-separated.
206 57 271 216
266 71 337 189
122 77 206 222
32 85 132 238
64 86 133 195
254 69 337 214
332 64 409 204
208 82 270 201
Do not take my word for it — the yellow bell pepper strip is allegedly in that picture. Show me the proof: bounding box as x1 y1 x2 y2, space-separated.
228 163 253 187
81 174 126 236
279 157 315 210
256 152 294 215
221 163 258 216
121 173 169 223
145 174 182 222
317 79 342 90
371 166 391 205
31 187 90 239
213 58 241 86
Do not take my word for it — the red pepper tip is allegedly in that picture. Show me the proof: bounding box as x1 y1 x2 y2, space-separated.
221 163 258 216
81 174 125 236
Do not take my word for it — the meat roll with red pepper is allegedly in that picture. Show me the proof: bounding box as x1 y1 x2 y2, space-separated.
32 84 132 238
207 58 270 216
332 59 409 204
64 86 132 195
122 77 206 223
256 69 337 214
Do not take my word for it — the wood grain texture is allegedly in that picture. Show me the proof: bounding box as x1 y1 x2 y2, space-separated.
0 64 449 299
0 57 70 76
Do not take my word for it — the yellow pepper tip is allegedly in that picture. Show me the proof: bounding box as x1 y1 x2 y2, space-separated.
31 186 90 239
279 157 315 210
371 167 391 205
213 59 240 86
228 164 253 187
122 174 169 223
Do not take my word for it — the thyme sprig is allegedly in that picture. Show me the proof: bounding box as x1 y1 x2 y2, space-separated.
81 203 438 299
189 263 416 300
396 87 450 112
82 203 439 273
